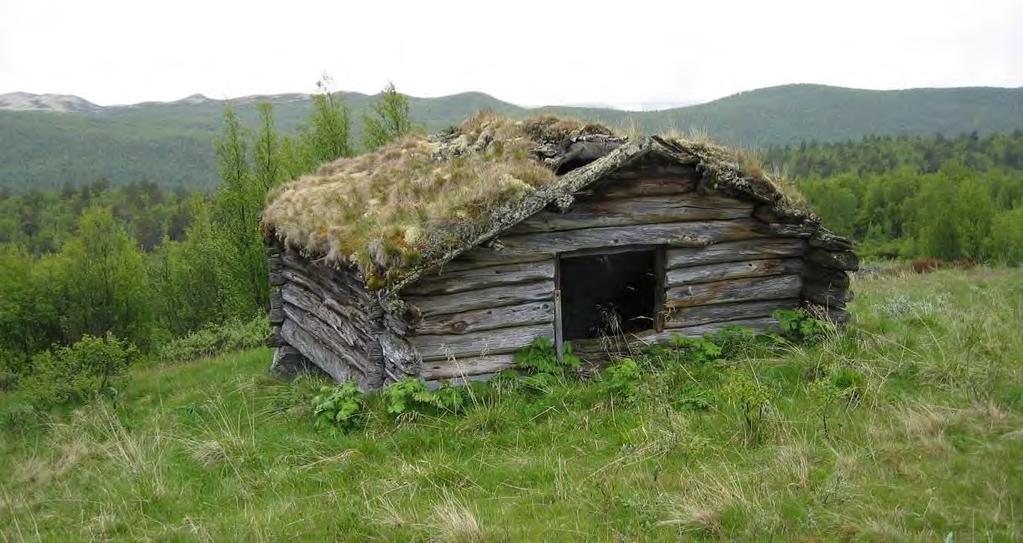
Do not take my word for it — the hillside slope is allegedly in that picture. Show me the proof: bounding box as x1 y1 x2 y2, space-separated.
1 267 1021 539
1 84 1021 189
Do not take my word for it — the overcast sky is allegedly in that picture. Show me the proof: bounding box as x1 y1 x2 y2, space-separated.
1 0 1021 109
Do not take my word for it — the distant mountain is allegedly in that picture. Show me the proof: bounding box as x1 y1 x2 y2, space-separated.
0 92 102 113
1 84 1021 190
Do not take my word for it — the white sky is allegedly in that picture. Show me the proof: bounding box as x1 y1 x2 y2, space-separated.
1 0 1021 109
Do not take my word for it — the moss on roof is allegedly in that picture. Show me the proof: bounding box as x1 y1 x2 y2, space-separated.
262 113 812 291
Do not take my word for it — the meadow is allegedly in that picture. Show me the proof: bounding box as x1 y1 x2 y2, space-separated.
1 266 1021 541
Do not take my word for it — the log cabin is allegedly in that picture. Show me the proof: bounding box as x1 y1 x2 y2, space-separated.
261 113 857 389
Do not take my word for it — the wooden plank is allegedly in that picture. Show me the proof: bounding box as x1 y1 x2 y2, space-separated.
410 323 555 361
665 274 803 309
420 354 517 381
580 176 696 199
666 238 807 268
455 220 770 269
665 258 804 286
642 317 781 341
664 298 799 328
554 289 564 362
653 247 666 332
406 280 554 317
506 194 752 234
413 301 555 336
402 260 555 296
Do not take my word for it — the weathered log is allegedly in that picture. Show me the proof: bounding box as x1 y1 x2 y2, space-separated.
457 220 776 269
666 258 804 286
664 298 799 328
410 323 555 361
281 283 377 344
280 320 382 389
808 229 854 251
406 280 554 317
379 330 420 383
269 289 284 324
802 280 853 309
657 317 780 339
419 354 517 380
806 248 859 271
665 274 803 309
666 238 807 268
269 345 323 379
281 303 381 377
576 175 696 199
402 260 555 296
414 301 555 336
801 264 851 290
506 194 753 234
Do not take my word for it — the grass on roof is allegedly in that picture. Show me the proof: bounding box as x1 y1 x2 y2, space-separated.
262 112 612 288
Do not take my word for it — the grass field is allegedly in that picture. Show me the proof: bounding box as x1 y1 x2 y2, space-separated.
2 267 1022 541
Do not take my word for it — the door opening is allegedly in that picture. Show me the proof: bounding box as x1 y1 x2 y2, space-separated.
559 248 658 340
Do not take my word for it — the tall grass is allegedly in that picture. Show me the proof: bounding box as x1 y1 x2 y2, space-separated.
1 267 1021 540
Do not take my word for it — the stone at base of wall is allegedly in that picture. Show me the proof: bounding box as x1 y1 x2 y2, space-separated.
270 345 327 379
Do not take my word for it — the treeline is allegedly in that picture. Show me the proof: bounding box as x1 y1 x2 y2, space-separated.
0 83 417 380
765 130 1023 178
765 132 1023 262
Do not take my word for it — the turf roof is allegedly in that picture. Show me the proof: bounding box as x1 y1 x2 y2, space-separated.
261 112 812 292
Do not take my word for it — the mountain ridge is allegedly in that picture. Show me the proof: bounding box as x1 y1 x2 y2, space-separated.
1 84 1021 190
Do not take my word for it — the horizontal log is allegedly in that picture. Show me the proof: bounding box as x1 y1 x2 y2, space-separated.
402 260 555 296
459 220 773 268
802 281 853 309
808 230 854 251
667 238 807 268
420 354 517 381
650 317 781 340
506 194 752 234
581 175 696 199
406 280 554 317
666 258 804 286
807 248 859 271
664 298 799 328
410 323 554 361
665 274 803 309
414 301 555 336
433 252 551 274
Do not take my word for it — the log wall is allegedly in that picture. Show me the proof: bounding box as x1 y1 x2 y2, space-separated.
270 152 856 387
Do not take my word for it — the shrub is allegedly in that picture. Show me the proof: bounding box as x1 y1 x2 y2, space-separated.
19 333 140 410
0 402 41 433
773 308 834 343
601 358 642 403
311 381 365 433
381 377 465 417
158 316 269 363
721 369 773 446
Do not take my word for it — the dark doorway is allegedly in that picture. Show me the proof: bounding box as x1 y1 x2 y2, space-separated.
559 248 658 340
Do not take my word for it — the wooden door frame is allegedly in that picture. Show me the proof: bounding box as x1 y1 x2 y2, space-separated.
553 244 666 362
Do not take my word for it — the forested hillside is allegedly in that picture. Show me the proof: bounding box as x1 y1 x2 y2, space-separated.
2 84 1021 190
766 131 1023 261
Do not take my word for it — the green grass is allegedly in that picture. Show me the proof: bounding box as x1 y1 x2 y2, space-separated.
2 267 1022 541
